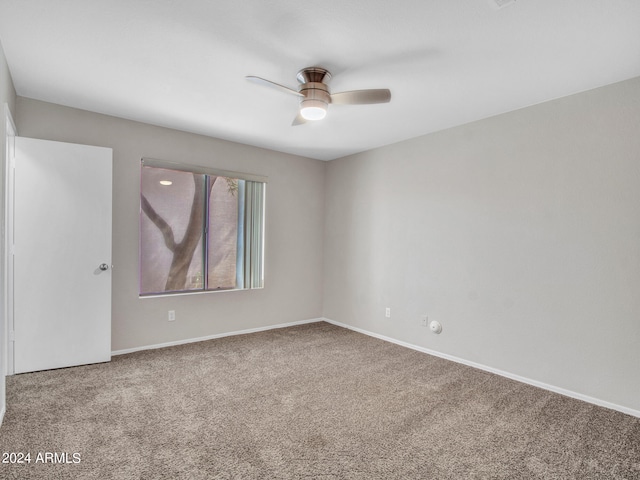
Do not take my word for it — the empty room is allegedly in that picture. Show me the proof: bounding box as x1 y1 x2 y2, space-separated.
0 1 639 478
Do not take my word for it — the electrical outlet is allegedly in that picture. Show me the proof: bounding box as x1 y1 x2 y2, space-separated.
168 310 175 322
421 315 428 327
385 307 391 318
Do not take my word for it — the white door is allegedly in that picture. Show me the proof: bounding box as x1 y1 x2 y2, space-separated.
13 136 112 374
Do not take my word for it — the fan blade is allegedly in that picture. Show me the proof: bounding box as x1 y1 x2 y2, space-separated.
245 76 303 97
330 89 391 105
292 112 307 126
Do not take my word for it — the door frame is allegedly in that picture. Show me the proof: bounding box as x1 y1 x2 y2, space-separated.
3 104 16 376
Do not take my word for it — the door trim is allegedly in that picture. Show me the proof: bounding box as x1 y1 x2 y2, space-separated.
4 104 16 376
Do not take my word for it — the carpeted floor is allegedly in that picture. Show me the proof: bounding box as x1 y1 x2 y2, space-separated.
1 322 638 479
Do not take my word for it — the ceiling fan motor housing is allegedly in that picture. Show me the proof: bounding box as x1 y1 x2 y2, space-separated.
297 68 332 119
299 82 330 106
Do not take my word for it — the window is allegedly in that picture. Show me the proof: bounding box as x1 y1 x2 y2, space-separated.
139 159 265 296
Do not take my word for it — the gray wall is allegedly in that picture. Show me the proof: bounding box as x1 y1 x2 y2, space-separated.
323 77 640 413
0 37 16 421
16 97 326 351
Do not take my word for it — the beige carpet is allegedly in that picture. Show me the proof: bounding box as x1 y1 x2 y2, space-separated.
1 322 638 479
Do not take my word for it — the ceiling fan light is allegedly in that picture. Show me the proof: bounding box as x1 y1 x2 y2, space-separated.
300 99 327 121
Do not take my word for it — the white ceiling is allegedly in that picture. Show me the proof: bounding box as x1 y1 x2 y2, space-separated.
0 0 639 161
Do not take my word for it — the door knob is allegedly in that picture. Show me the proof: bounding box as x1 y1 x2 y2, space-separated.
99 263 109 271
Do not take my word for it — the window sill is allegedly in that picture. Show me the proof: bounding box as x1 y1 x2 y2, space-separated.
139 286 263 299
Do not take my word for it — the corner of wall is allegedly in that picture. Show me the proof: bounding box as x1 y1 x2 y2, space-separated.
0 37 17 116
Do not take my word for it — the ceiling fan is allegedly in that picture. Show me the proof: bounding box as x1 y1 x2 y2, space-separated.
246 67 391 125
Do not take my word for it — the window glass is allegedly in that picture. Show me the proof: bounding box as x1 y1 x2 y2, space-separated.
207 176 241 290
139 163 264 296
140 167 204 294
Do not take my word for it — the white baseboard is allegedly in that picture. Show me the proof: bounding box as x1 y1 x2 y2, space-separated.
322 317 640 419
111 318 323 356
0 404 5 428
